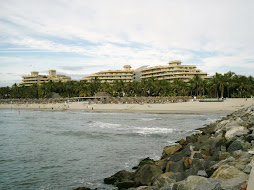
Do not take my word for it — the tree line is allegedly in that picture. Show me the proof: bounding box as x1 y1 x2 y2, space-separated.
0 72 253 99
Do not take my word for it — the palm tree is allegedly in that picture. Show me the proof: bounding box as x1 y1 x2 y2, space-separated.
189 75 203 96
223 71 235 98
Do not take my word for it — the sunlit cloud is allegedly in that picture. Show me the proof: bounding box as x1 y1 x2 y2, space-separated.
0 0 254 86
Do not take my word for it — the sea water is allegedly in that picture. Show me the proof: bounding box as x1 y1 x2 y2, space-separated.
0 109 225 190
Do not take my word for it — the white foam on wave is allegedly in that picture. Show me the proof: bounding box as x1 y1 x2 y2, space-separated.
90 121 122 129
89 121 184 136
206 117 220 124
134 127 178 135
140 118 160 121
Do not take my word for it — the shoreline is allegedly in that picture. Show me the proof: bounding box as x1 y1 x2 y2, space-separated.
0 98 253 114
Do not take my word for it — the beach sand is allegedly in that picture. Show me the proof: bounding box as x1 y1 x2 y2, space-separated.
0 98 253 114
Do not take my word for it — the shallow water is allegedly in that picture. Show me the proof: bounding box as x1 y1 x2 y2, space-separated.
0 109 225 189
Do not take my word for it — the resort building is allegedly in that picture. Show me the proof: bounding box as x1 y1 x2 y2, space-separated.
140 60 210 82
81 61 210 83
19 70 71 86
81 65 137 83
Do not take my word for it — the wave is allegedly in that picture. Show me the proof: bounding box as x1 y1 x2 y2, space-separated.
51 130 112 140
88 121 184 136
40 165 63 170
90 121 122 129
140 118 161 121
133 127 179 135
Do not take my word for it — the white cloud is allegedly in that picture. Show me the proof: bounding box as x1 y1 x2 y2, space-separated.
0 0 254 86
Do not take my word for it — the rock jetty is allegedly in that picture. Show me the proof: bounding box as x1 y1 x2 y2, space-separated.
103 106 254 190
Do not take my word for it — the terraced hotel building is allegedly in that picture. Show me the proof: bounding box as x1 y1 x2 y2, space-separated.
81 60 210 83
140 60 210 82
81 65 138 83
19 70 71 86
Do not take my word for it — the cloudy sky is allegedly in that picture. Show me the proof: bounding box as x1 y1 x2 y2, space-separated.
1 0 254 86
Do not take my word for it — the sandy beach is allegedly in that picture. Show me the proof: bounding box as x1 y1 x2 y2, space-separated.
0 98 253 114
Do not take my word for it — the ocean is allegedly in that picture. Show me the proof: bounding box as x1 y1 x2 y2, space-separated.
0 109 225 190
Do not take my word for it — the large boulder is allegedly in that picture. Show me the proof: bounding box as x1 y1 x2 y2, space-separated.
227 139 245 153
166 160 184 173
181 159 215 179
166 172 185 182
195 136 226 160
196 180 223 190
134 164 163 186
197 170 208 177
160 183 178 190
176 176 210 190
155 159 166 170
152 173 176 188
225 126 249 141
163 144 182 155
243 162 252 174
104 170 134 185
133 157 155 169
183 167 199 179
206 157 235 177
210 165 248 179
220 176 248 190
185 134 199 144
165 144 192 162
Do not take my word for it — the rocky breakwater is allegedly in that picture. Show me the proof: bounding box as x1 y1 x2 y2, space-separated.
103 106 254 190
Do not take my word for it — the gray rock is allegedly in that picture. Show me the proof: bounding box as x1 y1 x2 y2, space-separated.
134 164 163 186
188 159 217 178
208 147 221 161
176 176 210 190
225 126 249 140
132 157 155 169
243 163 252 174
167 172 185 182
191 158 214 170
232 150 251 159
166 144 192 162
196 180 222 190
160 183 178 190
183 167 199 179
167 160 184 173
227 139 244 153
186 134 199 144
116 180 136 189
197 170 208 177
210 165 248 179
208 156 235 172
220 176 248 190
152 175 175 188
220 146 226 152
104 170 134 185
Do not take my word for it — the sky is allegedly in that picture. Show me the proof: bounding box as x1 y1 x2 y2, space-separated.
1 0 254 86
